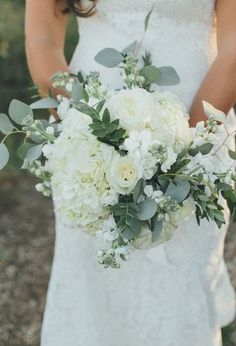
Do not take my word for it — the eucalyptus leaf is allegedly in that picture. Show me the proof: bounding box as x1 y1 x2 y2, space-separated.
156 66 180 86
137 199 157 220
165 179 190 203
71 83 84 103
0 113 14 134
94 48 124 68
151 218 163 242
140 65 161 84
189 143 214 156
228 149 236 160
120 219 142 240
133 179 144 203
0 143 10 169
9 100 33 125
122 40 138 55
26 144 44 162
144 4 155 31
17 143 35 160
30 98 58 110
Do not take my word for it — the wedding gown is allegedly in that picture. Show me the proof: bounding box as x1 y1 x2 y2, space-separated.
41 1 236 345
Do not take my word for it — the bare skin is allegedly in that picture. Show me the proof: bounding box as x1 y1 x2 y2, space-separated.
25 0 236 126
25 0 68 97
189 0 236 126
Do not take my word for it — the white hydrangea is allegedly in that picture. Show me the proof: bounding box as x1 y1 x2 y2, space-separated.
45 112 116 234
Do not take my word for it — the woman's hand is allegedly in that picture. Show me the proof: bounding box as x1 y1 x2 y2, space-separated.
189 0 236 127
25 0 69 97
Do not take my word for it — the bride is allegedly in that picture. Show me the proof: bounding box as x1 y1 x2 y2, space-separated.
25 1 236 345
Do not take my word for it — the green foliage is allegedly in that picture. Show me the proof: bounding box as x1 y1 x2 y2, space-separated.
110 200 142 240
94 48 124 68
89 108 126 148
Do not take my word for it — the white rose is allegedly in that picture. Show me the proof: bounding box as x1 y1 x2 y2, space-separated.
106 88 154 132
106 153 141 194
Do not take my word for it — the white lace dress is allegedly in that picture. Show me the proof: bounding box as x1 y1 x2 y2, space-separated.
41 1 236 345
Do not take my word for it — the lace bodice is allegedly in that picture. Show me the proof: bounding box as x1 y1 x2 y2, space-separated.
71 0 217 110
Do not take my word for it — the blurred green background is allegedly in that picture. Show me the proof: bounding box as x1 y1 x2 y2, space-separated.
0 1 235 345
0 0 78 173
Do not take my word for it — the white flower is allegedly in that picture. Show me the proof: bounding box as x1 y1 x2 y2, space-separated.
149 90 192 153
45 126 55 135
106 152 141 194
106 88 154 132
96 215 119 242
47 124 115 233
61 107 93 138
42 143 54 158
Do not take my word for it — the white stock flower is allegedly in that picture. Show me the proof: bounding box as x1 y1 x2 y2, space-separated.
106 88 154 132
106 152 141 194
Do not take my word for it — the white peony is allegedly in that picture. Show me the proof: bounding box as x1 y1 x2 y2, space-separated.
106 152 141 195
106 87 155 132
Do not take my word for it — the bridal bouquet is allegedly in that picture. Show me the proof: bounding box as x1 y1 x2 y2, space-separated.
1 8 236 268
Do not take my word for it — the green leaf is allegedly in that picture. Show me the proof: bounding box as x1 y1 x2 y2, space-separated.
0 143 9 169
111 201 141 240
158 176 170 189
0 113 14 134
96 99 105 113
140 65 161 84
9 100 33 125
133 179 144 203
102 108 111 126
216 182 232 192
107 119 120 134
82 88 89 103
165 179 190 203
110 128 126 141
228 149 236 160
120 219 142 240
122 40 138 55
151 218 163 242
26 144 43 161
189 143 214 156
30 98 58 110
137 199 157 220
17 143 35 160
94 48 124 68
156 66 180 86
71 83 84 103
77 71 84 83
144 4 155 31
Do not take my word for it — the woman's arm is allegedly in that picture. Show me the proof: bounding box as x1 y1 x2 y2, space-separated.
25 0 69 96
189 0 236 127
